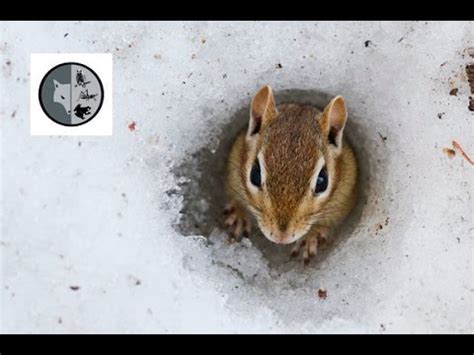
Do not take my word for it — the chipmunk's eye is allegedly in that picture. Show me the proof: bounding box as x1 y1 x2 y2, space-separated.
250 159 262 188
315 167 328 194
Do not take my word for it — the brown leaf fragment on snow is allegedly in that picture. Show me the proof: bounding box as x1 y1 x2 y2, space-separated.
442 148 456 159
128 121 136 132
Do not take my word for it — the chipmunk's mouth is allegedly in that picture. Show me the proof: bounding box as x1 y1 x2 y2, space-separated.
259 225 306 245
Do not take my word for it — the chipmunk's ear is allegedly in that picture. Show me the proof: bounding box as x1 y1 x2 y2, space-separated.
247 85 277 138
319 96 347 149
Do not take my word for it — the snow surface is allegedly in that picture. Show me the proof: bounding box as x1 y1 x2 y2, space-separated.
1 21 473 333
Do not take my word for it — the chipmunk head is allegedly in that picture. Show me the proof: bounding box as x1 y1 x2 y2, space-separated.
243 85 348 245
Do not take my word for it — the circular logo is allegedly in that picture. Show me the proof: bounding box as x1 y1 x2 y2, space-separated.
38 62 104 127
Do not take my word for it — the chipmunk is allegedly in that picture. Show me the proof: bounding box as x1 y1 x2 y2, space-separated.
224 85 358 264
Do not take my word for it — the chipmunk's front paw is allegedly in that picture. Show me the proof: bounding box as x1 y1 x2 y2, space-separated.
223 203 251 242
290 235 318 265
290 228 330 265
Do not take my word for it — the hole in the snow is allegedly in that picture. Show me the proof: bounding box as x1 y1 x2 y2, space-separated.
170 89 384 273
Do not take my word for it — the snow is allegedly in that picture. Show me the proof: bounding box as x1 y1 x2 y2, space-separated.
1 21 473 333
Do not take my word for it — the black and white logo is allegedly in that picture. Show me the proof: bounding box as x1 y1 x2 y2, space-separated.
38 62 104 127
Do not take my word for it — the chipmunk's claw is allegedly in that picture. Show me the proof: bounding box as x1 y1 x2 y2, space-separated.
317 233 329 250
290 239 305 259
223 203 250 242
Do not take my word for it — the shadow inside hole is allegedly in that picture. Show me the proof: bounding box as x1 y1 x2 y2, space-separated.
170 89 376 271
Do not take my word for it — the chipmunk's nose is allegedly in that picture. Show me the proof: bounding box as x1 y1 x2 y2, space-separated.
271 228 295 245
